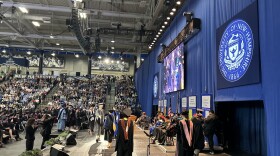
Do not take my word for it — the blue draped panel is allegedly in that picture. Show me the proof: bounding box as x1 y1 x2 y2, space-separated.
135 0 280 155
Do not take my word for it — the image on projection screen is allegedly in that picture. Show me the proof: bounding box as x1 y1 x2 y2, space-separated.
163 43 184 93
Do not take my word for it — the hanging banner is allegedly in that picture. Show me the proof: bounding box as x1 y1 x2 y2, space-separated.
188 96 197 108
202 95 211 109
181 97 187 108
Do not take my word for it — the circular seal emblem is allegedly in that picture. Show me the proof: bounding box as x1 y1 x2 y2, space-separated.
153 75 158 98
218 19 254 82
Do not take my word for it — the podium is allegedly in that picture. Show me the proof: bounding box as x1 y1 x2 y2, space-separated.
50 144 69 156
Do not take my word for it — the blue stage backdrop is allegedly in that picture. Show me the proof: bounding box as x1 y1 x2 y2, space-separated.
216 1 260 89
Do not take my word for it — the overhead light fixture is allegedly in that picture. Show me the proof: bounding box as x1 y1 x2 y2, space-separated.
156 35 159 37
111 40 115 43
141 58 144 61
111 47 115 50
164 21 168 25
158 32 161 35
172 8 176 12
162 25 165 28
51 52 55 56
27 51 31 55
170 12 174 15
56 43 60 46
75 54 79 58
18 7 28 14
2 49 6 53
167 17 170 20
151 43 154 45
61 48 64 51
153 40 155 43
98 55 102 59
32 21 40 27
160 29 163 32
79 12 87 19
50 35 54 39
176 1 181 5
111 51 115 54
104 58 110 64
149 46 152 49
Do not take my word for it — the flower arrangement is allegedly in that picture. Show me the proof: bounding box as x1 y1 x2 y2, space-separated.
20 149 43 156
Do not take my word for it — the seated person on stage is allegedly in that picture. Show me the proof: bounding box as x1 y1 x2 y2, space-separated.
149 114 165 135
136 112 147 125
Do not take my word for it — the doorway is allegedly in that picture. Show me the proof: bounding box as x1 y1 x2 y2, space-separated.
215 101 266 155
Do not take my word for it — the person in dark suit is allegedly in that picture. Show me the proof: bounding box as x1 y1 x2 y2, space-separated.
40 114 53 149
25 118 38 151
204 110 217 155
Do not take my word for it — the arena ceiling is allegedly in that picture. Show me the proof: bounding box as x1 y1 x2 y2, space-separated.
0 0 174 56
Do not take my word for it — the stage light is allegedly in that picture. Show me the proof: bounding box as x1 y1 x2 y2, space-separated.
104 58 110 64
172 8 176 12
170 12 174 16
75 54 79 58
176 1 181 5
164 21 168 25
151 43 154 45
159 29 163 32
111 47 115 50
167 17 170 20
60 48 64 51
149 46 152 49
56 43 60 46
111 51 115 54
162 25 165 28
2 49 6 53
111 40 115 43
18 7 28 13
27 51 31 55
98 55 102 59
158 32 161 35
153 40 155 43
50 35 54 39
32 21 40 27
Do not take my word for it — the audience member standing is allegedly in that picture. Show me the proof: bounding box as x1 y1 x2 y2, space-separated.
204 110 217 155
25 118 38 151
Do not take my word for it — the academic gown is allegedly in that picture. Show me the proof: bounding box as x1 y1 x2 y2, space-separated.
191 117 205 150
57 108 67 130
176 119 194 156
115 119 134 156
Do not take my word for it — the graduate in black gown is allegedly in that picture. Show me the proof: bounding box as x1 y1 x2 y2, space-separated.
176 110 194 156
115 109 134 156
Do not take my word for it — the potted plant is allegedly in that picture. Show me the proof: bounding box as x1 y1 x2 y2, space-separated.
20 149 43 156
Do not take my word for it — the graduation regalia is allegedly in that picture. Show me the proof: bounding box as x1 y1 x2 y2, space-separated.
176 119 194 156
115 118 134 156
57 108 67 131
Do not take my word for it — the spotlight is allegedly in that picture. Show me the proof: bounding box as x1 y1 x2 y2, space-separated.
159 29 163 32
60 48 64 51
111 51 115 54
75 54 79 58
172 8 176 12
164 21 168 25
170 12 174 16
162 25 165 28
149 46 152 49
183 12 193 23
56 43 60 46
158 32 161 35
2 49 6 53
98 55 102 59
111 47 115 50
111 40 115 43
27 51 31 55
50 35 54 39
176 1 181 5
156 35 159 37
167 17 170 20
